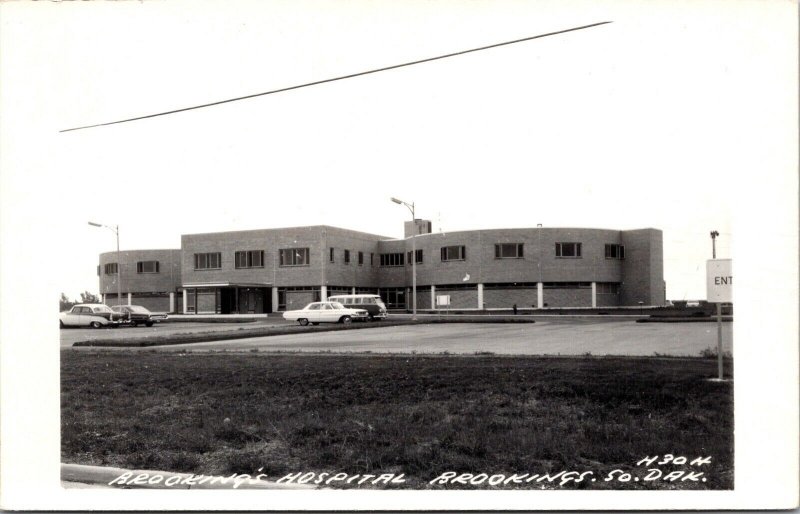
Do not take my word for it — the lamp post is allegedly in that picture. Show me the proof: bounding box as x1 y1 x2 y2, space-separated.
391 197 417 320
710 230 719 259
88 221 122 306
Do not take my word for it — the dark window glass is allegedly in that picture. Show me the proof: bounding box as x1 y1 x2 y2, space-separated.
104 263 118 275
137 261 159 273
235 250 264 269
495 243 524 259
358 251 364 265
441 245 466 261
379 253 405 267
555 243 582 258
194 252 222 269
330 248 335 263
344 250 351 264
279 248 310 266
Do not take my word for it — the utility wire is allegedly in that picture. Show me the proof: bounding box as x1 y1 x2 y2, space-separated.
60 21 611 132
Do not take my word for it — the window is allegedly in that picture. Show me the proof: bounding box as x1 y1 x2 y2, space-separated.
279 248 310 266
543 282 591 289
605 244 625 260
370 253 374 266
358 251 364 265
194 252 221 270
380 253 405 267
136 261 160 273
344 250 351 264
406 249 423 264
441 245 466 261
235 250 264 269
104 263 118 275
330 248 335 263
495 243 524 259
596 282 620 294
555 242 582 258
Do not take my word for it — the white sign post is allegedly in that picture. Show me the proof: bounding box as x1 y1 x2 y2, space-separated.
706 259 732 380
436 295 451 316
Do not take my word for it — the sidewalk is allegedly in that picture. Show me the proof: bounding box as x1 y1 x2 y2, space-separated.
61 463 313 490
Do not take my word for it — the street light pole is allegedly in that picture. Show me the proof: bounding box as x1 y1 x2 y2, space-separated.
710 230 719 259
89 221 122 306
391 197 417 321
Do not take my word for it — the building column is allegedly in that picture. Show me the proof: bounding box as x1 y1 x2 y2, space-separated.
351 286 356 295
182 289 188 314
127 292 132 306
591 282 597 308
477 283 484 310
321 285 327 302
169 292 175 313
431 285 436 310
101 294 105 304
271 288 279 313
537 282 544 309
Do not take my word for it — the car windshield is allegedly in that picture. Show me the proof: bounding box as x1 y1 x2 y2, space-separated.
330 302 346 309
92 306 113 313
128 306 150 314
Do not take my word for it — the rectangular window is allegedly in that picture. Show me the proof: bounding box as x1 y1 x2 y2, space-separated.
279 248 310 266
330 248 335 263
596 282 621 294
104 263 118 275
380 253 405 267
441 245 466 261
543 282 591 289
555 242 582 258
370 253 374 266
605 244 625 260
344 250 351 264
495 243 524 259
406 249 423 264
358 251 364 265
136 261 160 273
194 252 222 270
235 250 264 269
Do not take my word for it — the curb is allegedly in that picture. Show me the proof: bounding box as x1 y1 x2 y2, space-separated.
61 463 314 490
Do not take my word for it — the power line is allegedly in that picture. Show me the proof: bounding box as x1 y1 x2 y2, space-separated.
60 21 612 133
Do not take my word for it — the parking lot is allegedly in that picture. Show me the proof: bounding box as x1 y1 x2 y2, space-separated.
63 317 733 357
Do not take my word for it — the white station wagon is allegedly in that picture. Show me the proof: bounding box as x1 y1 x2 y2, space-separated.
282 301 369 326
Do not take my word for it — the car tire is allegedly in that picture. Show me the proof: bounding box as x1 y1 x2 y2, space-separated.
311 322 319 326
89 321 102 329
145 322 154 327
340 316 352 325
368 314 375 321
129 320 138 327
298 318 309 326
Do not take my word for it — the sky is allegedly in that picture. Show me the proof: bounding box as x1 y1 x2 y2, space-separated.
1 0 795 301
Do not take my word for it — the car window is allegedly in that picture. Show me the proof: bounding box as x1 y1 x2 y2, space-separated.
129 306 149 314
307 304 320 310
331 302 345 309
321 304 332 310
363 298 374 304
93 306 113 313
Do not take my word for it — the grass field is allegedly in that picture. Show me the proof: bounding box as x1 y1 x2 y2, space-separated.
61 351 733 489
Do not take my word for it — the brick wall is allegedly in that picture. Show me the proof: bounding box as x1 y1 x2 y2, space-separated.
621 229 665 306
99 249 181 295
129 294 171 312
542 288 593 307
483 288 538 309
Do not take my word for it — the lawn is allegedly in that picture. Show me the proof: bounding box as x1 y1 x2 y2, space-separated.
61 351 733 489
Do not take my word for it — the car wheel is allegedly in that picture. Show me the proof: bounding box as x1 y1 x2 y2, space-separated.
89 321 102 329
340 316 352 324
129 320 138 327
298 318 309 326
311 322 319 326
145 322 154 327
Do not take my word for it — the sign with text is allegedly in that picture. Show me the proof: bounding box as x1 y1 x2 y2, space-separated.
436 295 451 307
706 259 732 303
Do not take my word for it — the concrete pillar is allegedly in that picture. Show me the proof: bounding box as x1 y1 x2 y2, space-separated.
591 282 597 308
431 285 436 310
537 282 544 309
182 289 188 314
477 283 484 310
320 285 327 302
271 288 279 313
169 292 175 313
127 293 132 306
101 294 105 304
351 287 356 295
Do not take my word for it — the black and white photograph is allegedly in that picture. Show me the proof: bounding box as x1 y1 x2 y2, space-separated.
0 0 797 510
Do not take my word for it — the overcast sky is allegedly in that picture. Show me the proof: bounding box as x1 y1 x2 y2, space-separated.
1 0 796 301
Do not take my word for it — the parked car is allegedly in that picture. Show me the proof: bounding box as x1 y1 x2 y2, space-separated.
59 304 127 328
111 305 168 327
282 301 369 326
326 294 388 320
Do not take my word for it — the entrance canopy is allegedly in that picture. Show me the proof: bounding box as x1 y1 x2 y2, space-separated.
180 281 271 289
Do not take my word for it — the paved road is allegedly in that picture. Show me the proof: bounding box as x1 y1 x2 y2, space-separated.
68 319 733 357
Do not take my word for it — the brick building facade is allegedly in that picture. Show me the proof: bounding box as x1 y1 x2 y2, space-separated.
98 222 666 314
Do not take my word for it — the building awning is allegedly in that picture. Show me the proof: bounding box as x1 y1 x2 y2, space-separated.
180 282 272 290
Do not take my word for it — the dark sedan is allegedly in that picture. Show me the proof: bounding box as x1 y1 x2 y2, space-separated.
111 305 169 327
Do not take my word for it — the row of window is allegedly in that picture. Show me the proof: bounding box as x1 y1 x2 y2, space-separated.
104 243 627 274
103 261 160 275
